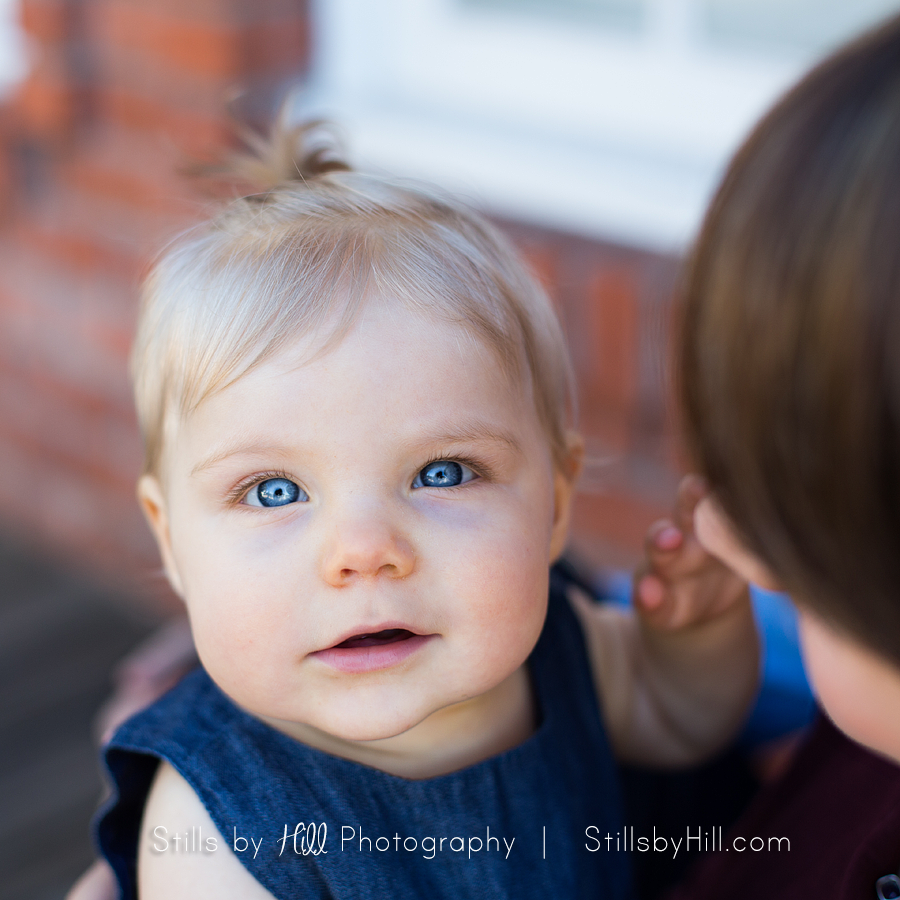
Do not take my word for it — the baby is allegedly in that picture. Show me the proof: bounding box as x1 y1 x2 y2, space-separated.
93 123 757 900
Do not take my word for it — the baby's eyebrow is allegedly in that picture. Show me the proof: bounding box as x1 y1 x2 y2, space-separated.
411 425 522 455
190 426 522 477
191 443 293 477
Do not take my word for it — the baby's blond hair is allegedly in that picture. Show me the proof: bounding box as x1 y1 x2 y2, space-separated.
131 122 576 477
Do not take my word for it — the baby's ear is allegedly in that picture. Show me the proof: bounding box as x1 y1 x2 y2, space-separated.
549 431 584 562
562 430 585 483
136 475 185 599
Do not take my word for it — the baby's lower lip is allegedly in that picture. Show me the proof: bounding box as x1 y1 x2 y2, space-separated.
311 630 433 673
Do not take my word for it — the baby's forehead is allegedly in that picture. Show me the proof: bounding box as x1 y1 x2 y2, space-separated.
172 302 549 474
257 292 528 387
194 299 530 407
136 208 572 478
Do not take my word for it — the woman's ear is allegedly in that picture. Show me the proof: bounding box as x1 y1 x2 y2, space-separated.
694 494 782 592
549 431 585 562
137 475 185 599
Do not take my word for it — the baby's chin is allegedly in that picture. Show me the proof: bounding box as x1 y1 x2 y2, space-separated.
256 701 444 748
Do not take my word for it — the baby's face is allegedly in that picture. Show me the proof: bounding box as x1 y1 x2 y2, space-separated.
141 301 574 745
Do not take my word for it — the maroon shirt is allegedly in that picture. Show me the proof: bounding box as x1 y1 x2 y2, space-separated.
667 714 900 900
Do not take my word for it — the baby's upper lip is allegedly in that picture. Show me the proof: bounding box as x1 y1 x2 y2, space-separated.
319 623 429 651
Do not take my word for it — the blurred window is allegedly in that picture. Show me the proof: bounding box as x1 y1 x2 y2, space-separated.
700 0 900 53
463 0 900 51
0 0 26 96
309 0 900 251
462 0 645 32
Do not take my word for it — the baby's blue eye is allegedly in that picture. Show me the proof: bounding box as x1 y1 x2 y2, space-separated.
245 477 307 508
413 460 476 489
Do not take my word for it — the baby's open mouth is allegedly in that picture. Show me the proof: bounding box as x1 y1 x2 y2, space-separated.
314 628 432 672
334 629 416 650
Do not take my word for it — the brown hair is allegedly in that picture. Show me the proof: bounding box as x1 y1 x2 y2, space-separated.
680 13 900 664
131 121 576 479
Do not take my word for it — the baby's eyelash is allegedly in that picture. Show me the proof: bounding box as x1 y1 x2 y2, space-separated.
226 469 297 505
224 457 496 504
419 453 496 483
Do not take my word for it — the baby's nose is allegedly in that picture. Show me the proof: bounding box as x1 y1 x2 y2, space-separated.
320 511 415 585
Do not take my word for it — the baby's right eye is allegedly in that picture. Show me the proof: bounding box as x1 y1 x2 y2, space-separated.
243 477 308 508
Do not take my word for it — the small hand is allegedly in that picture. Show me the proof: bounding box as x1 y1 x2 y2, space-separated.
633 475 750 629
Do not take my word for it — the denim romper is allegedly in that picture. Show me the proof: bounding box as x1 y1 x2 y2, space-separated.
97 578 631 899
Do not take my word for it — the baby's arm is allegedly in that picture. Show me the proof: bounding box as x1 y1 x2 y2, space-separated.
572 476 759 767
139 761 276 900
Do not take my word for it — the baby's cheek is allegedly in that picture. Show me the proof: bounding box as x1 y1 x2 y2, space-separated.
185 579 287 677
462 506 550 604
458 558 548 674
192 619 297 716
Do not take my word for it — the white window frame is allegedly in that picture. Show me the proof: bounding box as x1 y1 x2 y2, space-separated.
305 0 847 252
0 0 27 98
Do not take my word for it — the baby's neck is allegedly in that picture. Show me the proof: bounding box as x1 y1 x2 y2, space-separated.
259 665 537 779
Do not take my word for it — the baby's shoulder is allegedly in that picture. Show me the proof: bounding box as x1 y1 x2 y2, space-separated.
138 761 276 900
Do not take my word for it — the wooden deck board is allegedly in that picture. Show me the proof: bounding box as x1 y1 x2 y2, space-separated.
0 535 159 900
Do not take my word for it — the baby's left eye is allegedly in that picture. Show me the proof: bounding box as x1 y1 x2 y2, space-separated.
243 477 308 507
413 460 476 489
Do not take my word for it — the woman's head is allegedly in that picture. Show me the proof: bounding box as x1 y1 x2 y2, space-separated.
681 13 900 667
131 125 576 482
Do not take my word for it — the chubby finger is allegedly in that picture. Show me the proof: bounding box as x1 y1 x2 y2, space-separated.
673 474 709 532
634 572 666 612
634 572 694 630
645 518 683 555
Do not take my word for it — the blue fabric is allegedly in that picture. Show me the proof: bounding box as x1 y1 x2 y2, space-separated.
96 580 631 900
740 585 816 744
594 571 816 743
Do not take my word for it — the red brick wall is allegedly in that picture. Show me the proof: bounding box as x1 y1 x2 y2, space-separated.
0 0 682 609
503 222 683 570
